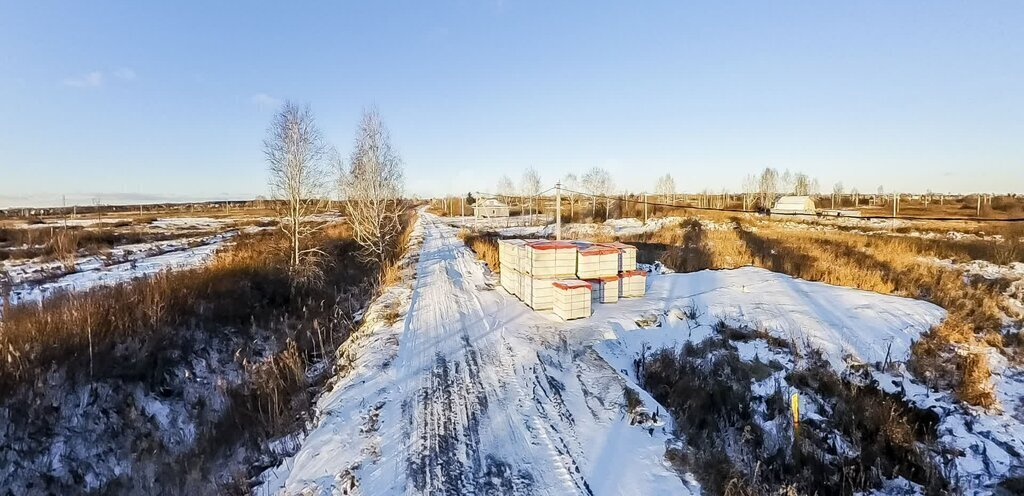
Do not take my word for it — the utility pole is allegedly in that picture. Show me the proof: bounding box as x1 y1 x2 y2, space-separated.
555 181 562 240
892 192 898 217
977 195 982 217
643 193 648 223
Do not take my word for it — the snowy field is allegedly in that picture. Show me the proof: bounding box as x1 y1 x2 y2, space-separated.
0 213 351 307
255 213 1022 495
3 231 236 307
0 213 300 307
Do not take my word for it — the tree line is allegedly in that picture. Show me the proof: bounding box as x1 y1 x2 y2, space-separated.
485 166 916 215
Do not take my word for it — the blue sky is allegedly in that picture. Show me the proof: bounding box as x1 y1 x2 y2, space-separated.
1 1 1022 206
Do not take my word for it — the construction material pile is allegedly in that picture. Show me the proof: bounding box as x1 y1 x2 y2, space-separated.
497 239 646 320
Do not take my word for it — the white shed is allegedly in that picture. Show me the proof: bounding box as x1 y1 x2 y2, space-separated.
772 196 816 215
473 198 510 218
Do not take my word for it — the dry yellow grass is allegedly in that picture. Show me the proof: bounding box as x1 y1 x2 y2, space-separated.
618 215 1014 408
0 220 374 397
458 228 501 273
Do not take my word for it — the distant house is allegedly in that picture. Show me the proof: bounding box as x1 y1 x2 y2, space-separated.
473 198 510 218
771 195 816 215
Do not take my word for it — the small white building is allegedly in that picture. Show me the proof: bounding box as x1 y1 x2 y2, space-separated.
771 195 816 215
473 198 510 218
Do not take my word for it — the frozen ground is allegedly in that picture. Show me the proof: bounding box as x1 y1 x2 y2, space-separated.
3 231 237 307
259 212 1012 495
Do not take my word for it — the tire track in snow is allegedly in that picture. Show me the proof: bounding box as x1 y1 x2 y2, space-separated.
401 215 589 495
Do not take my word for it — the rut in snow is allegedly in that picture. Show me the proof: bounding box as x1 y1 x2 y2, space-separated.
400 216 588 495
261 213 694 495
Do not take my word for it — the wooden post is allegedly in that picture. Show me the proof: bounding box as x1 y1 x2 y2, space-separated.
555 182 562 240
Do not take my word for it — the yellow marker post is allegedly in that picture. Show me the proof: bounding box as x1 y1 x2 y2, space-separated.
791 392 800 435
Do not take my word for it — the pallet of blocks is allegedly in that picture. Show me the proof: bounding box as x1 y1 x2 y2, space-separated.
521 274 559 310
585 276 620 304
497 239 526 297
552 280 592 320
598 241 638 272
619 269 647 298
522 240 578 278
499 268 522 297
575 243 620 279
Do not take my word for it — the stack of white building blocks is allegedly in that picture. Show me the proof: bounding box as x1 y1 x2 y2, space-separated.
618 269 648 298
599 241 637 272
497 238 647 319
575 243 620 278
551 279 592 320
587 275 620 304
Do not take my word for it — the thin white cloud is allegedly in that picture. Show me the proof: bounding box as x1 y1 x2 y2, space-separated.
63 68 137 88
251 93 282 110
63 71 104 88
113 67 137 81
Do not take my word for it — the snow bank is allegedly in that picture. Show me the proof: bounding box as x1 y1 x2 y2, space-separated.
598 267 945 370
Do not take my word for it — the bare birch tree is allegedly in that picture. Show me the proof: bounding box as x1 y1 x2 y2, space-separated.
832 182 844 208
340 107 406 267
520 167 542 218
742 174 758 210
264 101 330 275
793 173 811 196
654 174 676 203
757 167 780 209
497 175 515 205
780 169 794 196
562 173 580 220
582 167 614 219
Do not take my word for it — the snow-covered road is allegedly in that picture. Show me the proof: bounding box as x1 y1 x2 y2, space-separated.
263 213 693 495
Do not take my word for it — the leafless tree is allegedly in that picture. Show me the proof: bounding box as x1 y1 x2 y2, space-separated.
780 169 794 196
832 182 844 209
340 107 406 267
757 167 780 209
520 167 542 218
582 167 614 218
654 174 676 203
742 174 758 210
793 173 811 196
497 175 515 205
562 173 580 220
264 101 331 275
